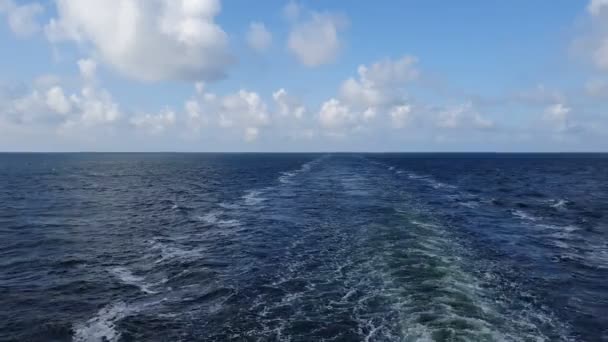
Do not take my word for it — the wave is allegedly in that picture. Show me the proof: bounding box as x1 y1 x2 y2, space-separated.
550 199 570 210
194 210 241 228
149 240 205 264
73 302 130 342
242 190 267 206
278 159 316 184
402 171 458 190
511 209 539 221
73 299 166 342
278 171 297 184
109 267 157 294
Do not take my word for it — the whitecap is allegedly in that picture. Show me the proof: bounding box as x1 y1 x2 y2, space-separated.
278 171 296 184
242 190 267 206
551 199 569 210
73 302 130 342
109 267 157 294
219 202 240 210
195 210 242 228
277 160 315 184
458 201 479 208
196 211 221 225
150 241 203 263
512 209 539 221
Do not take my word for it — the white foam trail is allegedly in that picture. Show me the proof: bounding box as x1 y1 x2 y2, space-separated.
73 302 130 342
551 199 569 210
405 171 457 190
109 267 157 294
195 210 241 228
278 171 296 184
512 209 539 221
278 159 316 184
242 190 266 206
150 240 204 263
219 202 240 210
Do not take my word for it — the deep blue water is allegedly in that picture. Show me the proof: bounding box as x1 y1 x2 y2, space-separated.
1 153 607 341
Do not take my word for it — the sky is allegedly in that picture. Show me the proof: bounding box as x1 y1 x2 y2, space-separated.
0 0 607 152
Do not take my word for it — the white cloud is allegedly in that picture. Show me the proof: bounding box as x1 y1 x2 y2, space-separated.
46 0 233 82
287 6 348 67
0 0 44 37
436 102 494 130
318 98 354 129
593 40 608 70
220 90 270 128
130 108 176 134
389 105 411 129
246 22 272 53
315 56 419 134
184 98 207 132
244 126 259 142
544 103 571 132
578 0 608 71
78 58 97 81
194 81 205 95
340 56 418 109
514 84 564 105
45 86 71 114
588 0 608 16
586 79 608 97
362 107 376 121
273 88 305 119
3 59 121 130
472 113 494 130
282 1 300 21
182 86 272 141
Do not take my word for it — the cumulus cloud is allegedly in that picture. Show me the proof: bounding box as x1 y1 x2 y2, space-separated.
2 59 120 129
45 86 71 114
286 2 348 67
244 127 259 142
588 0 608 16
586 79 608 97
436 102 494 130
130 108 176 134
340 55 418 109
181 85 273 142
219 90 270 129
45 0 233 82
77 58 97 81
544 103 572 132
389 105 412 129
0 0 44 37
273 88 305 119
246 22 272 53
314 56 420 135
577 0 608 71
282 1 300 21
318 98 354 129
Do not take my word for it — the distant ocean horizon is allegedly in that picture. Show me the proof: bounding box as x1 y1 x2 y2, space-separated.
1 153 607 341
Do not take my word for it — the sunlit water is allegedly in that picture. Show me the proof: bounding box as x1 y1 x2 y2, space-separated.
1 153 607 341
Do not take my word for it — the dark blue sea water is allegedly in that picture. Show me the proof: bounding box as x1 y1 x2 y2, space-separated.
1 153 607 341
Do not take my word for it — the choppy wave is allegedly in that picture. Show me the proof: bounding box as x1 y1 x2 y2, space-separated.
3 153 606 341
194 210 241 228
241 190 267 206
109 267 157 294
73 302 131 342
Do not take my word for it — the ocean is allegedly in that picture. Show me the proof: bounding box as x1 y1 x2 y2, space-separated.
1 153 607 341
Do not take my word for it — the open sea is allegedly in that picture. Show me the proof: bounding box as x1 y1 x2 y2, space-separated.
1 153 607 341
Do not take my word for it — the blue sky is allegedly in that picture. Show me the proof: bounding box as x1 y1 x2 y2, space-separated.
0 0 607 151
